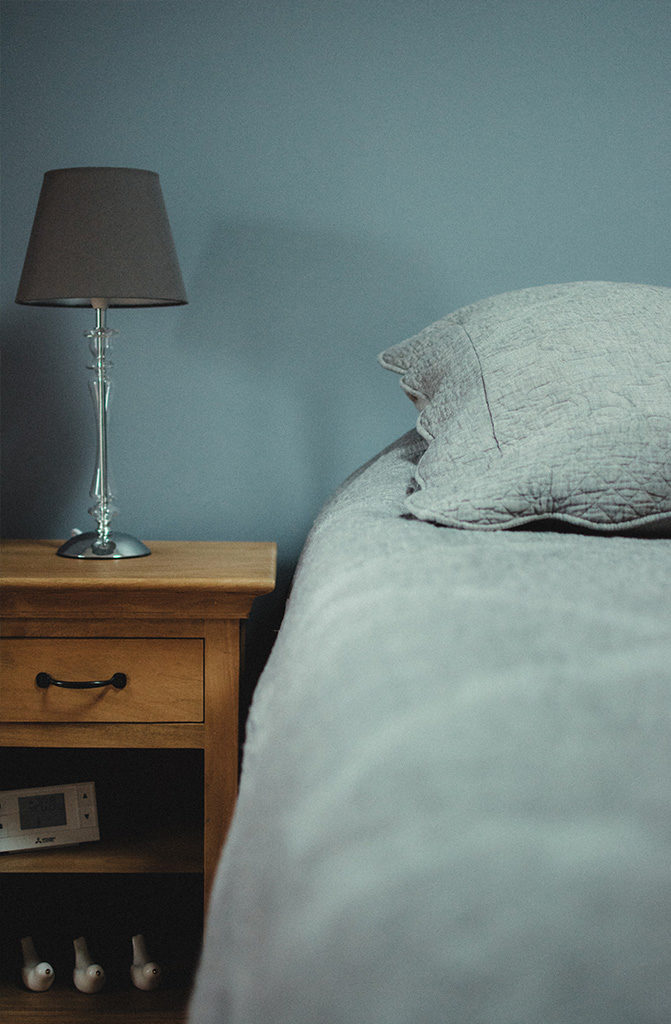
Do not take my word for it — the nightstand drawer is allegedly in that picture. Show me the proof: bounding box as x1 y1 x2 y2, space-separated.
1 638 204 723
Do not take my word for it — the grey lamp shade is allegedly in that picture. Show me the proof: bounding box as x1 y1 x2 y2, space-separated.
16 167 187 307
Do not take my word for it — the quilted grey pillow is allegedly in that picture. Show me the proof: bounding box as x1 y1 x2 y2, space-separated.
379 281 671 532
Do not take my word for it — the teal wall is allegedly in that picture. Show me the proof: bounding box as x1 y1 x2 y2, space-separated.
2 0 670 619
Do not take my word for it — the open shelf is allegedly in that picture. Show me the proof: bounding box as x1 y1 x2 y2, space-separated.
1 747 204 1022
1 873 202 1022
0 747 204 872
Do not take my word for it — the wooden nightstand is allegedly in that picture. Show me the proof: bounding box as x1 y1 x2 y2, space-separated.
0 539 276 1022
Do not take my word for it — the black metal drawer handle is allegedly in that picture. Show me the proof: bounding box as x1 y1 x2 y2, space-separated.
35 671 127 691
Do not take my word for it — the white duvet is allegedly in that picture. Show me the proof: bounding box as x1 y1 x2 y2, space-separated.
190 431 671 1024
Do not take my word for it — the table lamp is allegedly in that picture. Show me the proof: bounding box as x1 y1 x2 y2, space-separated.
16 166 187 558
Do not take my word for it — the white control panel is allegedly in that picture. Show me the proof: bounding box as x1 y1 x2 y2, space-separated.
0 781 99 853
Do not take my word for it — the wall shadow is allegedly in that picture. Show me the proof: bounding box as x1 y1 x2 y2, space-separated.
182 216 450 725
1 308 92 539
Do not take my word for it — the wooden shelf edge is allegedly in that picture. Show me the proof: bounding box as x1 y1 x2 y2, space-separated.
0 723 206 748
0 981 190 1022
0 827 203 874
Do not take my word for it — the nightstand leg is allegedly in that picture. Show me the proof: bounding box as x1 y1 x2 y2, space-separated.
203 619 240 906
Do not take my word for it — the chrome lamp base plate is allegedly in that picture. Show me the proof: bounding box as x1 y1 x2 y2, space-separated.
57 532 151 559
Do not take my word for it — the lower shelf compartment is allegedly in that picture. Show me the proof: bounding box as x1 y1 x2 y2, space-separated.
0 982 190 1022
1 749 206 1020
1 873 203 1016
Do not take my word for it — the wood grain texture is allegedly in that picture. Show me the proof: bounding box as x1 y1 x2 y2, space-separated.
1 540 277 619
0 984 188 1022
2 637 203 722
202 619 240 905
0 721 205 749
1 825 202 874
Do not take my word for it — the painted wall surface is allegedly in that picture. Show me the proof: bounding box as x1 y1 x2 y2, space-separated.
2 0 670 641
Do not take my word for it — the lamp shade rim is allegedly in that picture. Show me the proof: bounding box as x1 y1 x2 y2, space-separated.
42 165 160 174
15 296 188 308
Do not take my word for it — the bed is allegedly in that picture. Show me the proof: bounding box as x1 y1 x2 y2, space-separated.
189 281 671 1024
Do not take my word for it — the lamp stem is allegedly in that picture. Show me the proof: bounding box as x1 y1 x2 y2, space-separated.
55 307 150 559
88 305 117 553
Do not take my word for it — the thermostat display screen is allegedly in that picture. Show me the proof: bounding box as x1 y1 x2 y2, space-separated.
18 792 67 830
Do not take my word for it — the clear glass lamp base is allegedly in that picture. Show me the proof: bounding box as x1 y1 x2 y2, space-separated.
57 532 151 559
56 312 151 561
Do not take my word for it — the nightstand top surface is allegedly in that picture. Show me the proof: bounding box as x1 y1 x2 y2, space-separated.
0 540 277 619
